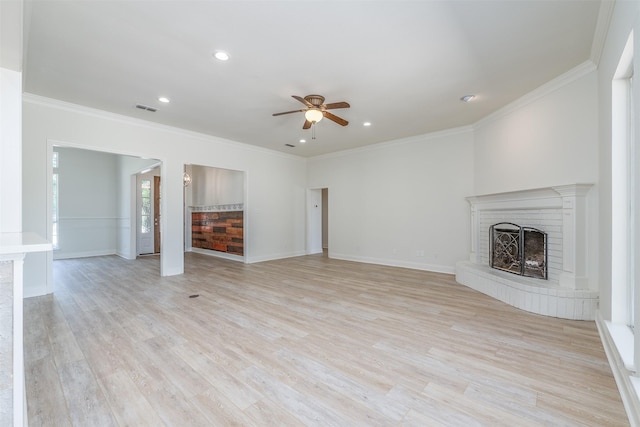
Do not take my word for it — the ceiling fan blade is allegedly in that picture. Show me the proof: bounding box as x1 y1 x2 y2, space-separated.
323 111 349 126
303 120 312 130
293 95 313 108
272 109 305 116
323 101 350 110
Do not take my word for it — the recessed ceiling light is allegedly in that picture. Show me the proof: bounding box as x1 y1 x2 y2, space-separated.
460 94 476 102
213 51 230 61
363 122 372 127
158 96 170 103
299 139 307 144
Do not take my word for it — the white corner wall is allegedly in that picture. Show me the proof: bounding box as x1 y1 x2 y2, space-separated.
22 95 307 296
473 64 599 196
307 128 474 274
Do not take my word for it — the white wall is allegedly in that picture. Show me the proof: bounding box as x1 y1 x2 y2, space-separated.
191 165 243 206
473 64 599 195
54 147 118 259
22 95 307 296
307 128 474 274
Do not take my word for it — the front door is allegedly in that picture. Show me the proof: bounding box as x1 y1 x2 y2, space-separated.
154 175 161 253
137 172 160 255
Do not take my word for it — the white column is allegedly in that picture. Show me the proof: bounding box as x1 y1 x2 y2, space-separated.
0 68 22 233
0 0 23 233
160 161 185 276
553 184 593 289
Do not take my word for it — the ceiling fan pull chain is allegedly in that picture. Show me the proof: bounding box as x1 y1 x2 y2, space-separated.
312 123 316 140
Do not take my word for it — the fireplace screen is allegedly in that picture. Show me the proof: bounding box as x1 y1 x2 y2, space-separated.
490 222 547 279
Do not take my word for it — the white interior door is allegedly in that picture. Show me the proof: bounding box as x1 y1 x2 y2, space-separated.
306 188 323 255
137 173 155 255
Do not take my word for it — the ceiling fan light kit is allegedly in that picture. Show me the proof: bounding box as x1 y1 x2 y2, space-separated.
273 94 350 140
304 109 323 123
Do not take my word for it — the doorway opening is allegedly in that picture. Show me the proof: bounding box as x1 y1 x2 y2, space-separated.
136 167 161 256
183 164 247 263
47 142 162 294
307 188 328 256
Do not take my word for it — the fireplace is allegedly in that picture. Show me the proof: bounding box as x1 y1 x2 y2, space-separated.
455 184 598 320
490 223 547 279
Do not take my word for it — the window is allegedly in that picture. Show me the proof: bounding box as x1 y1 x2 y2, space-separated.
612 32 634 326
140 179 151 233
52 151 59 249
629 73 635 331
611 31 636 373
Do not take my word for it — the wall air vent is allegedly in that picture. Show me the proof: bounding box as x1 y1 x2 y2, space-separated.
135 104 157 112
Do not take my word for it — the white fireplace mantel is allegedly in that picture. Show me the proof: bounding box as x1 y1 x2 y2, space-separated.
466 184 593 290
457 184 597 320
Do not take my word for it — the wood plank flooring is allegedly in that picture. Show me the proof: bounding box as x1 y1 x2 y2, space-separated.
24 253 628 426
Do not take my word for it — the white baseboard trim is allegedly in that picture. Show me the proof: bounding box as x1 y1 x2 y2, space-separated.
190 247 244 262
53 249 115 260
247 250 307 264
596 312 640 426
329 252 455 275
116 251 136 260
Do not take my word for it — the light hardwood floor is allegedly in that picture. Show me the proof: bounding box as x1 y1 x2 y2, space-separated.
24 253 628 426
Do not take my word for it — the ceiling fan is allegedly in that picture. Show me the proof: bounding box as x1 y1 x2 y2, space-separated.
272 95 350 136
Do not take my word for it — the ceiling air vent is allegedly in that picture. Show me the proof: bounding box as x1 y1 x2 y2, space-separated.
135 104 157 112
285 144 295 147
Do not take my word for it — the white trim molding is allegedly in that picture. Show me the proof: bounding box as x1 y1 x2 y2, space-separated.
596 312 640 426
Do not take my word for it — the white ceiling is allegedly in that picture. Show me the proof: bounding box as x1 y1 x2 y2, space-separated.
23 0 604 157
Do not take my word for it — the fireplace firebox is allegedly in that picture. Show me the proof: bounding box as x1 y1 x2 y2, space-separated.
490 222 547 279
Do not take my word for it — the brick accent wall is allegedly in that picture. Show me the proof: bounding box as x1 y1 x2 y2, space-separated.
192 211 243 255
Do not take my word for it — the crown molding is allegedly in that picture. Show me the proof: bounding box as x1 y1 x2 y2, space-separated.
590 0 615 66
308 125 474 162
473 61 596 131
22 93 305 162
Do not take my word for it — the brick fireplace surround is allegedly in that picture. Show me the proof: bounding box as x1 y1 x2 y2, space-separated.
455 184 597 320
